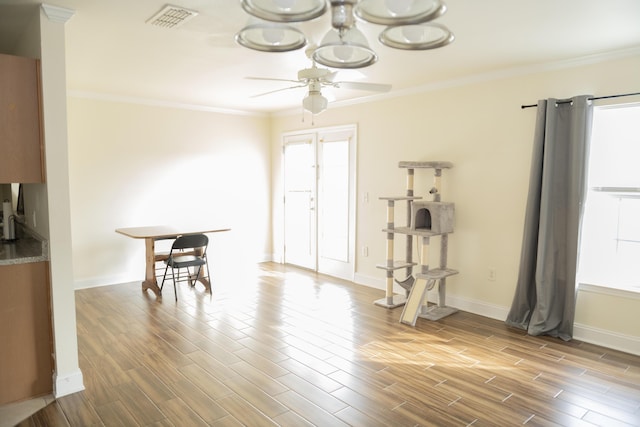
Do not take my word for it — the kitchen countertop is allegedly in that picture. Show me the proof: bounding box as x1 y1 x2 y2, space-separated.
0 224 49 265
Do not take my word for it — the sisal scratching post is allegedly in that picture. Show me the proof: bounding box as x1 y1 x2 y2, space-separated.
374 199 407 308
405 168 414 286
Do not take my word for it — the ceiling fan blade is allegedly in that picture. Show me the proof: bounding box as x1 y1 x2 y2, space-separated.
250 84 308 98
333 81 392 92
246 76 301 84
324 71 340 82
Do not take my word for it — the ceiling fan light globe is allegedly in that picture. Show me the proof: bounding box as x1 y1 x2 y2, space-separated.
314 28 377 69
273 0 296 11
313 44 377 69
303 92 328 114
241 0 327 22
401 25 424 42
379 22 453 50
385 0 414 16
236 23 307 52
333 45 354 61
262 27 285 44
356 0 446 25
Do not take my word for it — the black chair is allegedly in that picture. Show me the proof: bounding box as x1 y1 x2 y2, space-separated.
160 234 209 301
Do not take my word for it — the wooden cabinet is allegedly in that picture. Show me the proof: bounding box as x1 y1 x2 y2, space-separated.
0 262 53 404
0 53 44 183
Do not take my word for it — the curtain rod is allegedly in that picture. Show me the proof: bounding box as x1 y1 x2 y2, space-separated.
520 91 640 109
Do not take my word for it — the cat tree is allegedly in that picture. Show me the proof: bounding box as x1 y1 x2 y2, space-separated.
375 161 459 326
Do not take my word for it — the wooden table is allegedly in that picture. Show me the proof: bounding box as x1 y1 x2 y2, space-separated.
116 225 230 298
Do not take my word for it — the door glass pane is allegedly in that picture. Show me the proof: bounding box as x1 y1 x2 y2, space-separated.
284 142 315 268
320 140 349 262
285 143 313 192
285 191 312 257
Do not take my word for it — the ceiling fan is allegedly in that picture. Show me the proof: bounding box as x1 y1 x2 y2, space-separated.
246 48 391 115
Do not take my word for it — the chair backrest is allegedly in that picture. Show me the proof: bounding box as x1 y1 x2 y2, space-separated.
171 234 208 251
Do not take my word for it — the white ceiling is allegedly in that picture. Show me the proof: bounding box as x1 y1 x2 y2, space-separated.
1 0 640 114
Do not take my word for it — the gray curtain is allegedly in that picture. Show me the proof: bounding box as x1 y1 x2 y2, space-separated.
506 95 593 341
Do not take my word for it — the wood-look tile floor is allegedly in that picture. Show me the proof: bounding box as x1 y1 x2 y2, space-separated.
17 262 640 426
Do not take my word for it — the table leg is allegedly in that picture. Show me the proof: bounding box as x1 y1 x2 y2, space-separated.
142 237 162 298
195 271 211 294
193 247 211 294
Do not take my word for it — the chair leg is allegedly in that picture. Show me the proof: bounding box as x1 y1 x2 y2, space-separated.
190 266 201 287
204 259 212 294
171 268 178 301
160 263 170 292
186 266 193 286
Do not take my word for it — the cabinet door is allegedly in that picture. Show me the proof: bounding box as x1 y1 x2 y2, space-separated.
0 53 44 183
0 262 53 404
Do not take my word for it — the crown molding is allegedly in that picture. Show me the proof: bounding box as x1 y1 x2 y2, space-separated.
67 90 268 117
41 4 76 24
405 46 640 97
68 45 640 118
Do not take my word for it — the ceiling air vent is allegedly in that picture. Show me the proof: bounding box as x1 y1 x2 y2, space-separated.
146 5 198 28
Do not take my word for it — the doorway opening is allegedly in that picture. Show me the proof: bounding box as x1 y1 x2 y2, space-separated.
282 125 356 281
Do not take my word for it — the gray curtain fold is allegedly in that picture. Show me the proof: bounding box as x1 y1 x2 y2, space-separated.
506 95 593 341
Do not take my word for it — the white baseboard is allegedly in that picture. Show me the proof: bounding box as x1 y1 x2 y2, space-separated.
75 274 141 289
353 272 639 356
439 292 510 322
263 252 276 263
574 323 640 356
75 253 274 290
74 256 275 290
54 369 85 398
354 272 401 293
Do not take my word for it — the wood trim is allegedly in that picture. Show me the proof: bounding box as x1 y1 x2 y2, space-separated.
36 58 46 182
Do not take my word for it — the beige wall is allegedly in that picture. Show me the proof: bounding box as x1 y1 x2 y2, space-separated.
67 97 272 287
270 53 640 354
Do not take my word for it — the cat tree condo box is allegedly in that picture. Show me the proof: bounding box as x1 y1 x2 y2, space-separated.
411 201 455 234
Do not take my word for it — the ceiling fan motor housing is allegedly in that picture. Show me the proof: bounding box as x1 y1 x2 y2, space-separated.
298 67 331 81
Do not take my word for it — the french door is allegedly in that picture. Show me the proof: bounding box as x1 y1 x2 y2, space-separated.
283 134 317 270
283 125 356 281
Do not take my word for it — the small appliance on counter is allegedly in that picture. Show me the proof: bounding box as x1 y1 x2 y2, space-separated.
2 199 17 242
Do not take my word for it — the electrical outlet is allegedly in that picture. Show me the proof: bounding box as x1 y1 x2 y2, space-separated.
362 246 369 257
488 268 496 281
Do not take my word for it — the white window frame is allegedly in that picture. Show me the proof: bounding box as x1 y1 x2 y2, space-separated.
578 102 640 295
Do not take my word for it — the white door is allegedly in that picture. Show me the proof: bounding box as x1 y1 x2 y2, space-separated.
317 129 356 280
283 134 317 270
283 126 356 280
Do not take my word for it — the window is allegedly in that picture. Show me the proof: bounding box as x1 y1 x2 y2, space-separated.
578 103 640 293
